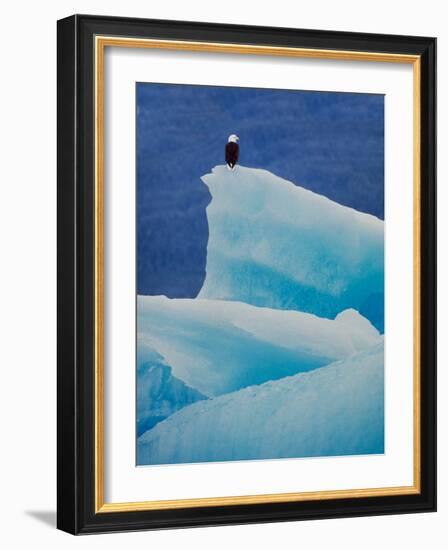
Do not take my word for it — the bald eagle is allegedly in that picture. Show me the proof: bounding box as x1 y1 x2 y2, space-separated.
225 134 239 169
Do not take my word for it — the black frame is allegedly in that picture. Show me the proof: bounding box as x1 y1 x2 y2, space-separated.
57 14 436 534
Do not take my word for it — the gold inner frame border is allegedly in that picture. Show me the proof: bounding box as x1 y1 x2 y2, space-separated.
94 35 421 514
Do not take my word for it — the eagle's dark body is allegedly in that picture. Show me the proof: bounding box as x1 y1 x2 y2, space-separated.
225 141 239 169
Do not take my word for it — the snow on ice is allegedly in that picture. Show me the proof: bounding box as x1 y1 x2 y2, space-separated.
138 295 382 398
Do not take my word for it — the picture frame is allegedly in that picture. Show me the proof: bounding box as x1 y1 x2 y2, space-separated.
57 14 436 534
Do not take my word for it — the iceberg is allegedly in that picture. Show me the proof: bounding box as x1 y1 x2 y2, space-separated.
198 166 384 332
138 295 382 398
136 165 385 465
138 342 384 465
137 349 206 436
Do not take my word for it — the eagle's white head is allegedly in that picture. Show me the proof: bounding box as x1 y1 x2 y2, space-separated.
228 134 239 143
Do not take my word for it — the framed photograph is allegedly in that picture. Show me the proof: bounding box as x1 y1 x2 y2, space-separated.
57 15 436 534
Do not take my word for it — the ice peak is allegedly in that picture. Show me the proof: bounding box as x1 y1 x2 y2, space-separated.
198 165 384 332
335 308 378 330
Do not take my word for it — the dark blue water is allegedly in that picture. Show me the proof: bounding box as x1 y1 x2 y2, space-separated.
136 83 384 298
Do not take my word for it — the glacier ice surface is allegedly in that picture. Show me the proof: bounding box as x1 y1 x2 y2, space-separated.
136 165 385 465
138 295 382 398
137 349 206 436
198 165 384 332
138 342 384 465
